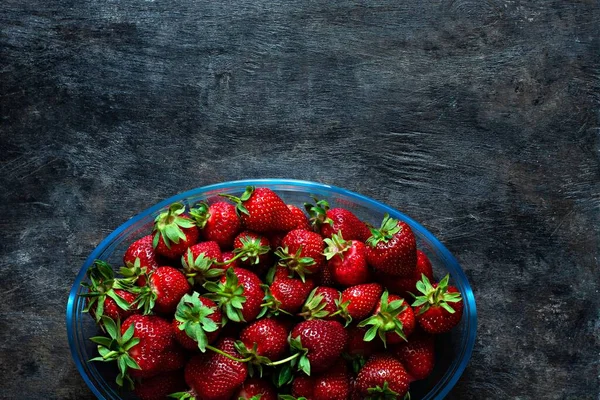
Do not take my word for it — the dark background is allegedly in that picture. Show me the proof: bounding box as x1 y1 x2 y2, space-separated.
1 0 599 399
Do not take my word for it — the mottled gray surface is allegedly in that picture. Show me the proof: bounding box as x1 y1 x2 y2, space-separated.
1 0 599 398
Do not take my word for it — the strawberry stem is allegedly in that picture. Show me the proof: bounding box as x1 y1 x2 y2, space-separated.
205 344 253 363
266 352 301 366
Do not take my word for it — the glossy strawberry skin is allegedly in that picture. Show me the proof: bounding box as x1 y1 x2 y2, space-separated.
149 266 191 315
189 241 223 262
291 319 348 374
234 377 277 400
373 294 415 344
288 204 311 230
154 219 199 259
281 229 326 274
123 235 160 274
172 296 222 350
89 289 138 322
221 251 241 269
366 221 416 277
271 266 316 314
184 337 248 400
239 318 289 361
240 187 297 232
292 375 314 398
415 285 464 334
200 201 241 249
329 240 369 286
321 208 371 241
340 283 383 320
392 331 436 381
133 370 186 400
355 354 410 398
380 249 434 296
313 360 351 400
346 325 382 357
220 267 264 322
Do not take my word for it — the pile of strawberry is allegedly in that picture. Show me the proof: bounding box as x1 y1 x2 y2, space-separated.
82 187 464 400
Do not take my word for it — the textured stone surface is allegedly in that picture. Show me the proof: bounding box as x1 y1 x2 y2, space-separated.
1 0 599 398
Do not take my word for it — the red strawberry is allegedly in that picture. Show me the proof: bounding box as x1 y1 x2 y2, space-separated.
291 375 314 398
316 263 336 287
262 266 316 315
323 232 369 286
172 292 222 351
355 354 410 398
189 241 223 262
184 337 248 400
233 231 272 272
152 203 199 259
346 325 382 358
290 319 348 375
123 235 160 276
305 199 370 241
299 286 341 321
289 361 350 400
365 214 416 277
204 267 264 323
276 229 325 281
412 274 463 334
137 266 191 315
221 186 297 232
377 249 434 297
221 251 241 269
288 204 311 230
190 201 241 250
358 291 415 347
234 377 277 400
336 283 383 323
82 260 137 323
238 317 290 362
134 371 186 400
392 330 436 381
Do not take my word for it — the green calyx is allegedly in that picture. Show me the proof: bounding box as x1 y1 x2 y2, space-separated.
244 395 264 400
289 335 311 376
219 186 254 217
279 396 308 400
152 202 196 249
411 274 462 315
168 392 195 400
332 297 352 326
298 288 331 320
304 196 333 230
203 267 247 323
274 246 315 283
365 381 401 400
81 260 133 323
234 340 272 377
365 214 401 247
234 235 270 265
257 284 291 319
175 292 219 352
342 351 367 374
323 231 350 261
189 201 211 229
357 291 407 348
181 248 224 285
89 316 141 389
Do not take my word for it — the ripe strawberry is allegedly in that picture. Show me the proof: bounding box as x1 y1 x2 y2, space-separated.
123 235 160 276
262 266 316 315
335 283 383 323
190 201 241 249
172 292 222 351
290 319 348 375
204 267 264 323
346 325 382 358
316 262 336 286
134 371 186 400
377 249 434 297
183 337 248 400
412 274 463 334
291 375 314 398
233 231 272 272
305 198 370 241
221 251 241 269
234 377 277 400
288 360 350 400
237 317 289 362
288 204 311 230
355 354 410 398
276 229 325 281
81 260 137 323
358 291 415 347
392 330 436 381
136 266 191 315
221 186 297 232
323 232 369 286
152 203 199 259
299 286 341 321
366 214 416 277
189 240 223 262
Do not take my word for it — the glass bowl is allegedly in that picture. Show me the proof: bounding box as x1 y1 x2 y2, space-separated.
67 179 477 399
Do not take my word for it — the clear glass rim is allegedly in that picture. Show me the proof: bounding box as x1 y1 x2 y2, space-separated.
66 178 477 400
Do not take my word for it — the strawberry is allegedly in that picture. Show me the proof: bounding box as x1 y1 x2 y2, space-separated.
81 260 137 323
152 203 199 259
136 266 191 315
189 201 241 249
234 377 277 400
355 354 410 399
412 274 463 334
181 247 224 286
123 235 160 277
290 375 314 398
221 186 297 232
172 292 222 351
182 337 248 400
287 360 350 400
276 229 325 281
316 263 336 286
335 283 382 323
377 249 434 297
204 267 264 323
345 325 382 358
392 330 436 381
189 240 223 262
288 204 311 230
323 232 369 286
366 214 416 277
358 291 415 347
305 198 370 241
262 266 316 315
299 286 341 321
134 371 186 400
221 251 241 269
289 319 348 375
233 231 272 272
237 318 290 362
